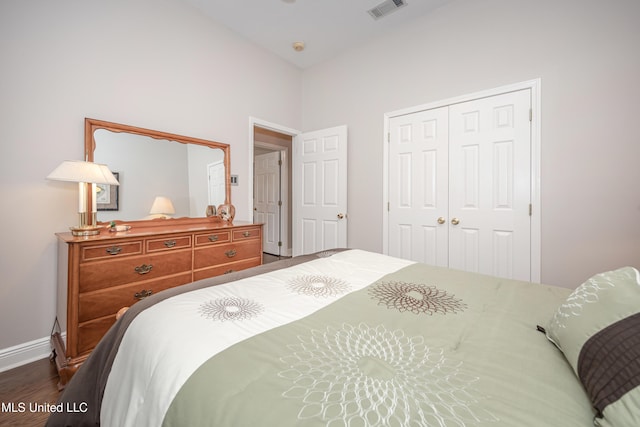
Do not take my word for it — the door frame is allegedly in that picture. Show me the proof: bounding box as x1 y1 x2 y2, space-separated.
248 117 299 257
382 79 541 283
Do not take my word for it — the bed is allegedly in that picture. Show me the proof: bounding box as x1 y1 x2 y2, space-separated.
46 249 639 427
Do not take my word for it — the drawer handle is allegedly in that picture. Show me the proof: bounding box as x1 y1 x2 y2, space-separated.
134 264 153 275
105 246 122 255
164 240 177 248
242 231 251 237
208 235 219 242
225 249 237 258
134 289 153 300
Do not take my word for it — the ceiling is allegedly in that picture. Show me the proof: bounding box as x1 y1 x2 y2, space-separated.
182 0 452 69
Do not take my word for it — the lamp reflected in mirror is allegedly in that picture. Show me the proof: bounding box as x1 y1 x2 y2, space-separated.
148 196 176 219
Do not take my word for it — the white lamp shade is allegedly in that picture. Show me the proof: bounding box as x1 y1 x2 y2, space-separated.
149 196 175 215
47 160 119 185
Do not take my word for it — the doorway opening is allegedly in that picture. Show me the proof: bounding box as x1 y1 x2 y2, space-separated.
253 126 293 259
249 117 348 258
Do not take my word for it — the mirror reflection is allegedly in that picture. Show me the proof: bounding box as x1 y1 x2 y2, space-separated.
94 129 225 221
89 124 228 223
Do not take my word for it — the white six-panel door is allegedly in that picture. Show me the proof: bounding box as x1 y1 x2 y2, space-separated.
293 126 348 256
448 90 531 279
254 151 282 255
207 161 225 207
388 89 532 281
388 107 449 266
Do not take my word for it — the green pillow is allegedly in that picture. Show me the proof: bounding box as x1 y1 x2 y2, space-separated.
545 266 640 426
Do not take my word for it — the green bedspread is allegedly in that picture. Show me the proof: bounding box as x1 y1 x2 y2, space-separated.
162 261 595 426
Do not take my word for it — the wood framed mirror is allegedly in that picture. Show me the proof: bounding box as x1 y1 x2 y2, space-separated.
84 118 231 226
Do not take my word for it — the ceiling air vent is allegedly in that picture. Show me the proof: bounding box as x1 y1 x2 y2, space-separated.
367 0 407 20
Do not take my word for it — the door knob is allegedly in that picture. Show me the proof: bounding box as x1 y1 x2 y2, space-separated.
437 217 446 225
337 213 345 219
451 218 460 225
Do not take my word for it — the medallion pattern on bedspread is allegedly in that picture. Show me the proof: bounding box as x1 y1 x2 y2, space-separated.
288 275 352 298
369 281 467 315
278 323 497 427
198 297 264 322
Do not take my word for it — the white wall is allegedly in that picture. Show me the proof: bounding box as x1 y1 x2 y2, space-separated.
0 0 302 364
300 0 640 289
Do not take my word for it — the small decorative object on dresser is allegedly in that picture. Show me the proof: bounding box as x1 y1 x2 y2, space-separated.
205 204 217 217
217 203 236 222
52 219 263 389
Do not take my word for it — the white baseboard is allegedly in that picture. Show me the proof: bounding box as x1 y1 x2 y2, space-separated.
0 336 53 373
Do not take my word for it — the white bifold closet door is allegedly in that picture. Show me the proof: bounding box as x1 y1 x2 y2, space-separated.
388 89 532 281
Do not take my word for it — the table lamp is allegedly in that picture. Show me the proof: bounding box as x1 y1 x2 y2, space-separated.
47 160 120 236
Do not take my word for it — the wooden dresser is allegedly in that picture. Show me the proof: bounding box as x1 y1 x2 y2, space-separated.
53 220 262 388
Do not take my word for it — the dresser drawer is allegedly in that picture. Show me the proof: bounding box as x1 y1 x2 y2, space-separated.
193 258 262 281
146 235 192 252
193 239 261 269
81 240 143 262
79 250 192 292
232 226 261 241
78 272 192 322
194 230 231 246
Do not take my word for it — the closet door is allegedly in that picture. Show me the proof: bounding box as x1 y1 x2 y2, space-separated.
387 89 532 281
388 107 449 265
448 89 532 280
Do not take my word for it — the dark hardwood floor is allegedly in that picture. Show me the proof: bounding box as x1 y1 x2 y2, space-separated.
263 252 291 263
0 357 59 427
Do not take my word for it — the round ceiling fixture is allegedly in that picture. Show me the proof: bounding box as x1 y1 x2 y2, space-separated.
292 41 305 52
